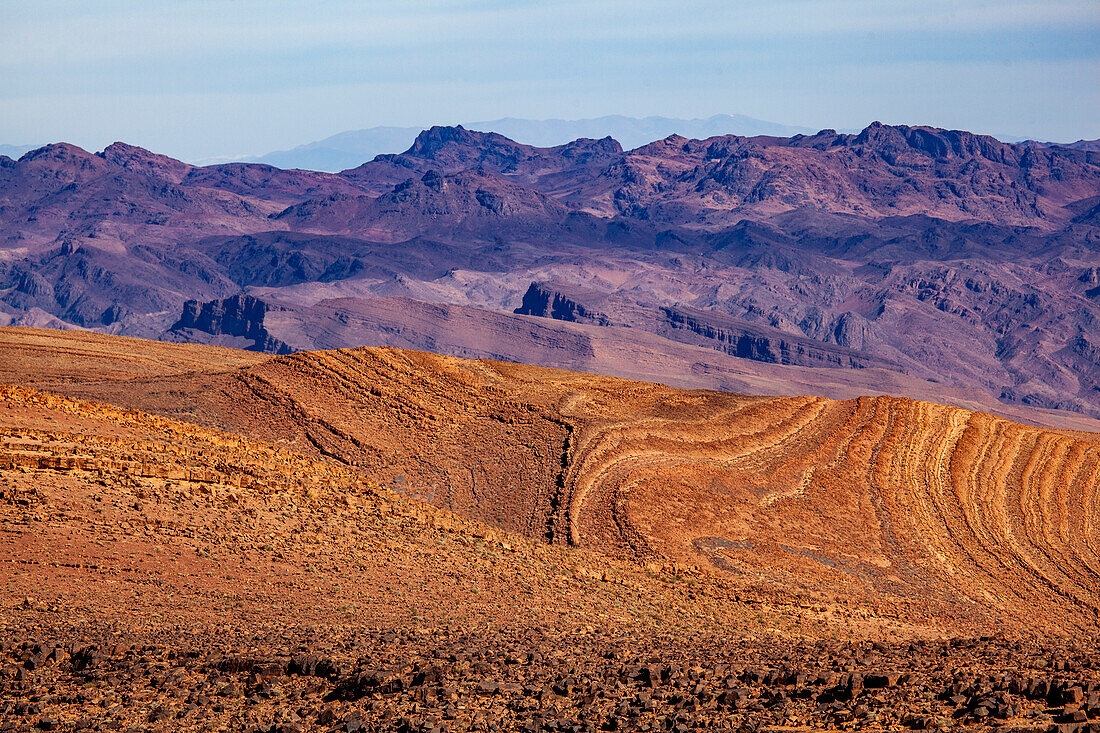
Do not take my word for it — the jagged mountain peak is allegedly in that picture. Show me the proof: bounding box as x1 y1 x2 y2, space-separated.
17 142 101 166
97 141 193 182
404 124 523 159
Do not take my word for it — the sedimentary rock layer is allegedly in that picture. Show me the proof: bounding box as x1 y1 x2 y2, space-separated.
4 329 1092 633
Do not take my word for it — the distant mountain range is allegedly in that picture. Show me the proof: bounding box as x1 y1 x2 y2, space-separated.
247 115 820 171
9 116 1098 173
2 121 1100 424
1022 138 1100 153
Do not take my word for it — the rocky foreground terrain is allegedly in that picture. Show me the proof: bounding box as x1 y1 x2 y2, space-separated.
1 328 1099 731
7 623 1100 733
2 123 1100 422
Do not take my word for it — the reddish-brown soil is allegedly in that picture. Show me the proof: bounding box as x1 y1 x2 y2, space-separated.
1 328 1099 732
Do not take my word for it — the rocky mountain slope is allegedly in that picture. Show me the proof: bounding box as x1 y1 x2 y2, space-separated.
5 327 1099 635
2 328 1099 731
2 123 1099 421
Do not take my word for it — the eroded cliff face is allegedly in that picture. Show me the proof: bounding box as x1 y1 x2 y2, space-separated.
516 281 898 371
656 305 893 369
171 294 293 354
515 281 614 326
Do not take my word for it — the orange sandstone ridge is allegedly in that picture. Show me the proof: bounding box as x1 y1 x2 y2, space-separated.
2 327 1100 732
1 326 1097 637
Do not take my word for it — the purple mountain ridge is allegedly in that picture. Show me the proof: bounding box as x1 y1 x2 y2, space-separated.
2 122 1100 422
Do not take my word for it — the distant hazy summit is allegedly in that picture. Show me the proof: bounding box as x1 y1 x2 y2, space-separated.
0 144 38 160
248 114 819 171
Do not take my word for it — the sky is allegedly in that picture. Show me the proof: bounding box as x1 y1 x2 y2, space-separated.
3 0 1099 162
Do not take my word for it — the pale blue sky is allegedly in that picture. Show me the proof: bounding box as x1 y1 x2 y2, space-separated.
3 0 1098 161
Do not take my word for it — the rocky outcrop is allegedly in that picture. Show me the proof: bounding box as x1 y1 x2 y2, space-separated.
170 295 292 354
657 306 896 370
515 282 614 326
516 282 897 371
96 141 193 183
